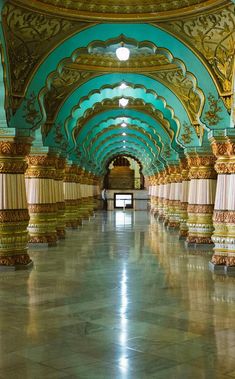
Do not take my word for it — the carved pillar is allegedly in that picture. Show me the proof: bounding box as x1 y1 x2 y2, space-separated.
168 165 181 228
25 153 58 246
55 157 66 239
63 163 79 229
186 153 217 245
0 134 32 268
210 133 235 269
179 158 190 239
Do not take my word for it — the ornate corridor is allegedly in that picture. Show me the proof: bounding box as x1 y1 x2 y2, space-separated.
0 1 235 376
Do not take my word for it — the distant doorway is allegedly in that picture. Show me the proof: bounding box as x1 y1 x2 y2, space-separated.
114 193 133 209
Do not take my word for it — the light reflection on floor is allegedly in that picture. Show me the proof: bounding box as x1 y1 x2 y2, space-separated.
0 211 235 378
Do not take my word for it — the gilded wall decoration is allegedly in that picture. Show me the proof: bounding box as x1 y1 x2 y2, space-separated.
179 122 193 144
43 69 97 122
151 70 204 123
2 3 90 108
203 93 223 126
23 92 41 127
160 4 235 105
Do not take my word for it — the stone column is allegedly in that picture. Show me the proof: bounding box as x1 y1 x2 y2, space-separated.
179 158 190 239
210 132 235 270
63 163 79 229
186 152 217 246
168 165 181 228
0 133 32 268
55 156 66 239
25 153 58 246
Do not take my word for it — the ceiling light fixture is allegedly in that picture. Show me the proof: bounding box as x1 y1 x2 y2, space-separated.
119 82 128 90
122 132 126 136
121 122 127 127
116 43 130 61
119 98 129 107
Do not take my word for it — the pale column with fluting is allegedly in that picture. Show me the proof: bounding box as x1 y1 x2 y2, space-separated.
210 132 235 269
179 158 190 238
0 133 32 268
25 153 58 246
168 165 181 228
186 152 217 245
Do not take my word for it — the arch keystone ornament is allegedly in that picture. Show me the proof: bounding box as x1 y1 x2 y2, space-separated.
0 130 32 269
209 130 235 272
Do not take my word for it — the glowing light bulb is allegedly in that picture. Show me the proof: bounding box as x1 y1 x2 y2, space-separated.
121 122 127 127
122 132 126 136
116 46 130 61
119 82 128 90
119 98 129 107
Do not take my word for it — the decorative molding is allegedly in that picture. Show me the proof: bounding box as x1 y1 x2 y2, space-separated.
0 209 29 222
188 204 214 213
0 141 31 156
2 2 89 109
203 93 223 126
14 0 229 21
161 4 235 100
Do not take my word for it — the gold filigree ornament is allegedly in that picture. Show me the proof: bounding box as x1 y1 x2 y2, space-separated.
160 4 235 100
203 93 223 126
179 122 193 144
23 92 41 127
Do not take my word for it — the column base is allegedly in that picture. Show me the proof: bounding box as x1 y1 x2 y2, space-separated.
208 261 225 272
168 221 180 229
29 235 57 247
0 254 33 271
185 241 214 250
56 228 66 239
179 229 188 239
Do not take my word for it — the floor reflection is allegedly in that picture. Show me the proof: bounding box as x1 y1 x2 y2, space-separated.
0 211 235 378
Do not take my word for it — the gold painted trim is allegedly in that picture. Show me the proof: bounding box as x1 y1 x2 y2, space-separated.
12 0 231 22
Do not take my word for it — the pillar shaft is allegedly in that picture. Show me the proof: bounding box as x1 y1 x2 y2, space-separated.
168 165 181 228
55 157 66 239
179 158 190 238
186 154 217 245
25 154 58 246
210 136 235 267
0 137 32 267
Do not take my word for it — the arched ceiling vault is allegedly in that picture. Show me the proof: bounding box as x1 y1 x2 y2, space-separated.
0 0 234 176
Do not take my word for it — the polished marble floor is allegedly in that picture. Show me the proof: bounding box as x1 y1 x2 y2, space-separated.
1 211 235 378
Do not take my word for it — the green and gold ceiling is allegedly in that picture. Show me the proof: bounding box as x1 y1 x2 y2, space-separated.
0 0 234 175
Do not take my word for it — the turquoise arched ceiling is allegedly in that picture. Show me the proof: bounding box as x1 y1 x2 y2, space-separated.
3 19 231 176
12 23 229 130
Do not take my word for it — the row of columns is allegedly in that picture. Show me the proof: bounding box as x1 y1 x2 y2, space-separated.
149 135 235 270
0 137 100 268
